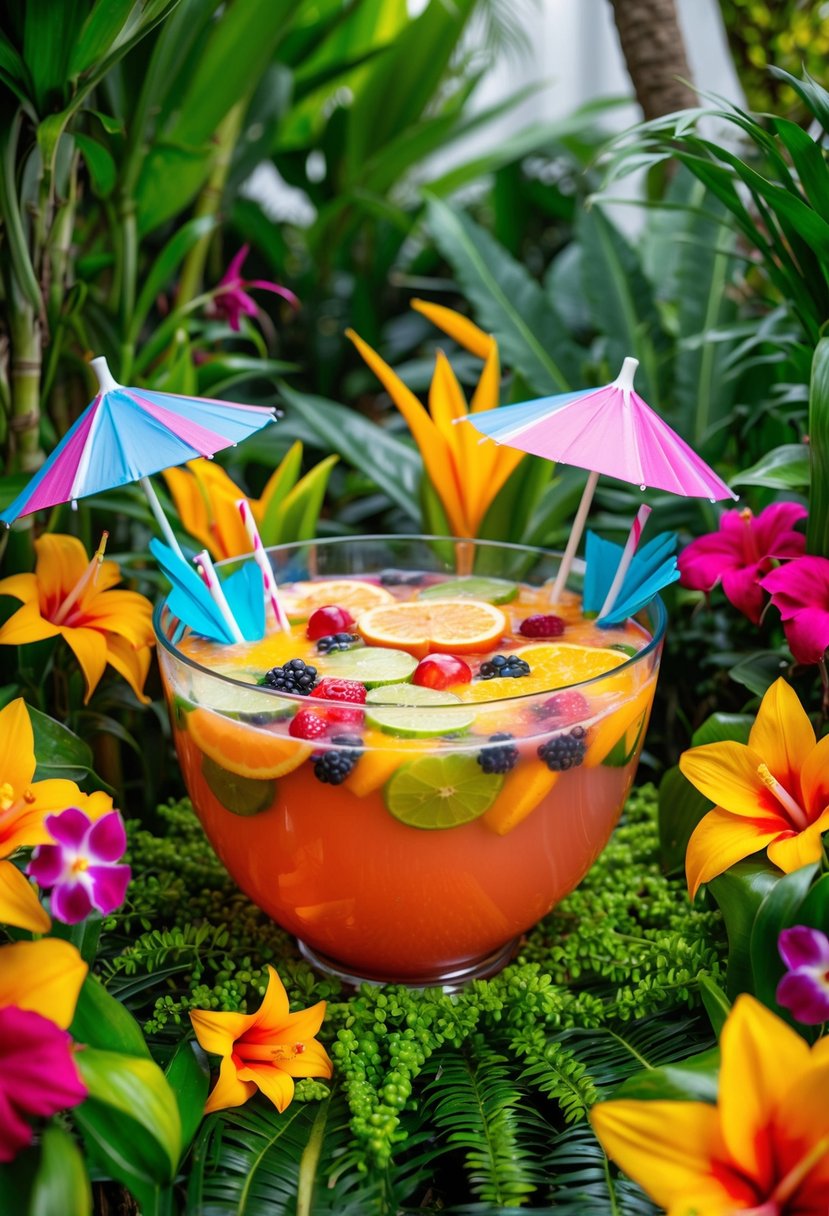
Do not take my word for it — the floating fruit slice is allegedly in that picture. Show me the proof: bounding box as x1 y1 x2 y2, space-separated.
458 642 630 703
481 764 560 835
180 676 296 723
188 707 312 779
320 646 417 687
201 756 275 816
358 598 506 659
281 579 395 622
584 682 655 768
344 730 428 796
365 683 475 737
418 576 518 604
384 754 503 829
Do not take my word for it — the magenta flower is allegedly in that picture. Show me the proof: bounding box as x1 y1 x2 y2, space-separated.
761 555 829 664
28 807 130 924
678 502 806 623
208 244 299 332
776 925 829 1024
0 1005 87 1162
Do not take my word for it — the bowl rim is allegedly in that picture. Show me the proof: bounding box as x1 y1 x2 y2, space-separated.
152 532 668 709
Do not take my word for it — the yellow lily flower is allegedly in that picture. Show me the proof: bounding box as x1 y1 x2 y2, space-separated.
346 299 525 539
0 938 88 1029
0 534 154 704
591 994 829 1215
679 678 829 899
0 697 112 932
189 964 332 1114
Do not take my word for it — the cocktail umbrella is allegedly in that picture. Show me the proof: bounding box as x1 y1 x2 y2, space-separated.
0 357 277 563
460 356 736 600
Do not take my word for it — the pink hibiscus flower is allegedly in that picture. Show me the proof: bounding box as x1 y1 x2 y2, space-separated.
208 245 299 332
0 1006 87 1162
761 554 829 663
678 502 806 622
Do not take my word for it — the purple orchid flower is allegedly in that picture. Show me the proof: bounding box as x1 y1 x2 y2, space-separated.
677 502 806 623
776 925 829 1025
0 1005 87 1162
28 807 130 924
208 244 299 332
761 554 829 665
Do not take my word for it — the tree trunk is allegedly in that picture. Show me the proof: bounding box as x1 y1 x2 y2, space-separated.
608 0 697 121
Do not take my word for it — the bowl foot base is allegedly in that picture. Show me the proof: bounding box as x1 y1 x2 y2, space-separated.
296 936 522 991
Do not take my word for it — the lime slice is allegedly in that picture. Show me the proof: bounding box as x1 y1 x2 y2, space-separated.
418 576 518 604
609 643 638 657
366 683 461 706
365 683 475 737
320 647 417 687
181 675 296 723
201 756 275 816
385 754 503 829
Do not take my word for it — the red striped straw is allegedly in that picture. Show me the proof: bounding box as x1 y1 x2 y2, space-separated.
194 549 245 644
599 504 652 620
235 499 290 633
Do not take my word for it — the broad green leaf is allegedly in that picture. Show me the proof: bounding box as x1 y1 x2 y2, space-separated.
129 215 217 344
29 1124 91 1216
28 706 96 782
196 355 297 395
70 977 151 1058
698 975 730 1038
75 1048 182 1182
798 872 829 924
750 862 819 1013
612 1047 719 1103
69 0 136 78
425 196 580 394
727 651 791 698
772 117 829 220
731 443 810 490
73 133 115 197
691 713 752 747
709 860 781 999
258 441 304 546
770 67 829 134
23 0 85 112
166 1042 210 1153
0 116 42 311
276 454 339 543
657 765 711 874
807 336 829 557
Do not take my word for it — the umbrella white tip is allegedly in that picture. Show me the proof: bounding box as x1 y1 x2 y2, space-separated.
90 356 120 394
612 357 639 394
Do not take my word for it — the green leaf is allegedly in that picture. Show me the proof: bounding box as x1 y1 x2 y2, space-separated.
129 215 217 344
807 335 829 557
612 1047 719 1104
28 705 96 782
23 0 85 111
165 1041 209 1153
74 1048 182 1183
731 443 810 490
257 440 305 546
798 872 829 925
68 0 136 78
691 713 752 747
73 133 116 197
709 860 781 999
727 651 790 698
28 1124 92 1216
698 976 731 1038
275 454 339 543
750 862 819 1013
69 977 151 1058
657 765 711 874
425 195 581 394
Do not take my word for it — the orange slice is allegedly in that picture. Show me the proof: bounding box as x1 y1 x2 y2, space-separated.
281 579 395 622
458 642 632 703
482 764 560 835
188 707 311 779
344 731 429 796
584 681 655 767
357 598 506 659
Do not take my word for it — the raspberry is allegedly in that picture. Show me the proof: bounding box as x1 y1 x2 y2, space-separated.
310 678 367 705
289 709 329 740
536 691 590 723
306 605 355 640
537 726 587 771
519 614 566 638
477 654 531 680
477 732 519 775
261 658 317 695
311 735 364 785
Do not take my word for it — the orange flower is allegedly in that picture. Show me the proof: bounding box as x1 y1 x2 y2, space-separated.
679 678 829 898
0 534 154 703
189 965 332 1114
0 698 112 933
347 300 524 539
591 995 829 1215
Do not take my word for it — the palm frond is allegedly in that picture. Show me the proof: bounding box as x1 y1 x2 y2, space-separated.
542 1124 659 1215
556 1013 713 1094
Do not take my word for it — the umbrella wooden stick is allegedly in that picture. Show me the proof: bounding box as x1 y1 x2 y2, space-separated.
550 469 600 604
599 504 652 619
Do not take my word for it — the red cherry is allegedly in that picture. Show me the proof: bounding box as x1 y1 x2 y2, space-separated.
412 653 472 690
306 605 355 640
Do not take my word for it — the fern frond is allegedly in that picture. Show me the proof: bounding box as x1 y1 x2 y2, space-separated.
558 1013 713 1093
542 1124 659 1215
422 1039 548 1208
519 1042 600 1123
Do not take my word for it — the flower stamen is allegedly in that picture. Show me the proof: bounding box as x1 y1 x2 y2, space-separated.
0 782 15 811
757 763 809 830
770 1132 829 1206
51 532 109 626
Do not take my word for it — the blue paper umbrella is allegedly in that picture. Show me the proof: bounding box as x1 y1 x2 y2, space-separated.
151 540 265 644
583 530 679 627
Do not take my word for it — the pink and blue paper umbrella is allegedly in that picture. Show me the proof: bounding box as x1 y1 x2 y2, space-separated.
0 357 276 560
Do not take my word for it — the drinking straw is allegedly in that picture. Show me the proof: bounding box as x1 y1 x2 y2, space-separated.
194 549 245 644
599 504 652 620
52 531 109 626
235 498 290 633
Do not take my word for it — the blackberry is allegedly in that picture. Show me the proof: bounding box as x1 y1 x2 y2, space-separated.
379 569 424 586
316 632 361 654
477 732 519 775
261 658 318 695
476 653 532 680
537 726 587 771
312 734 364 785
